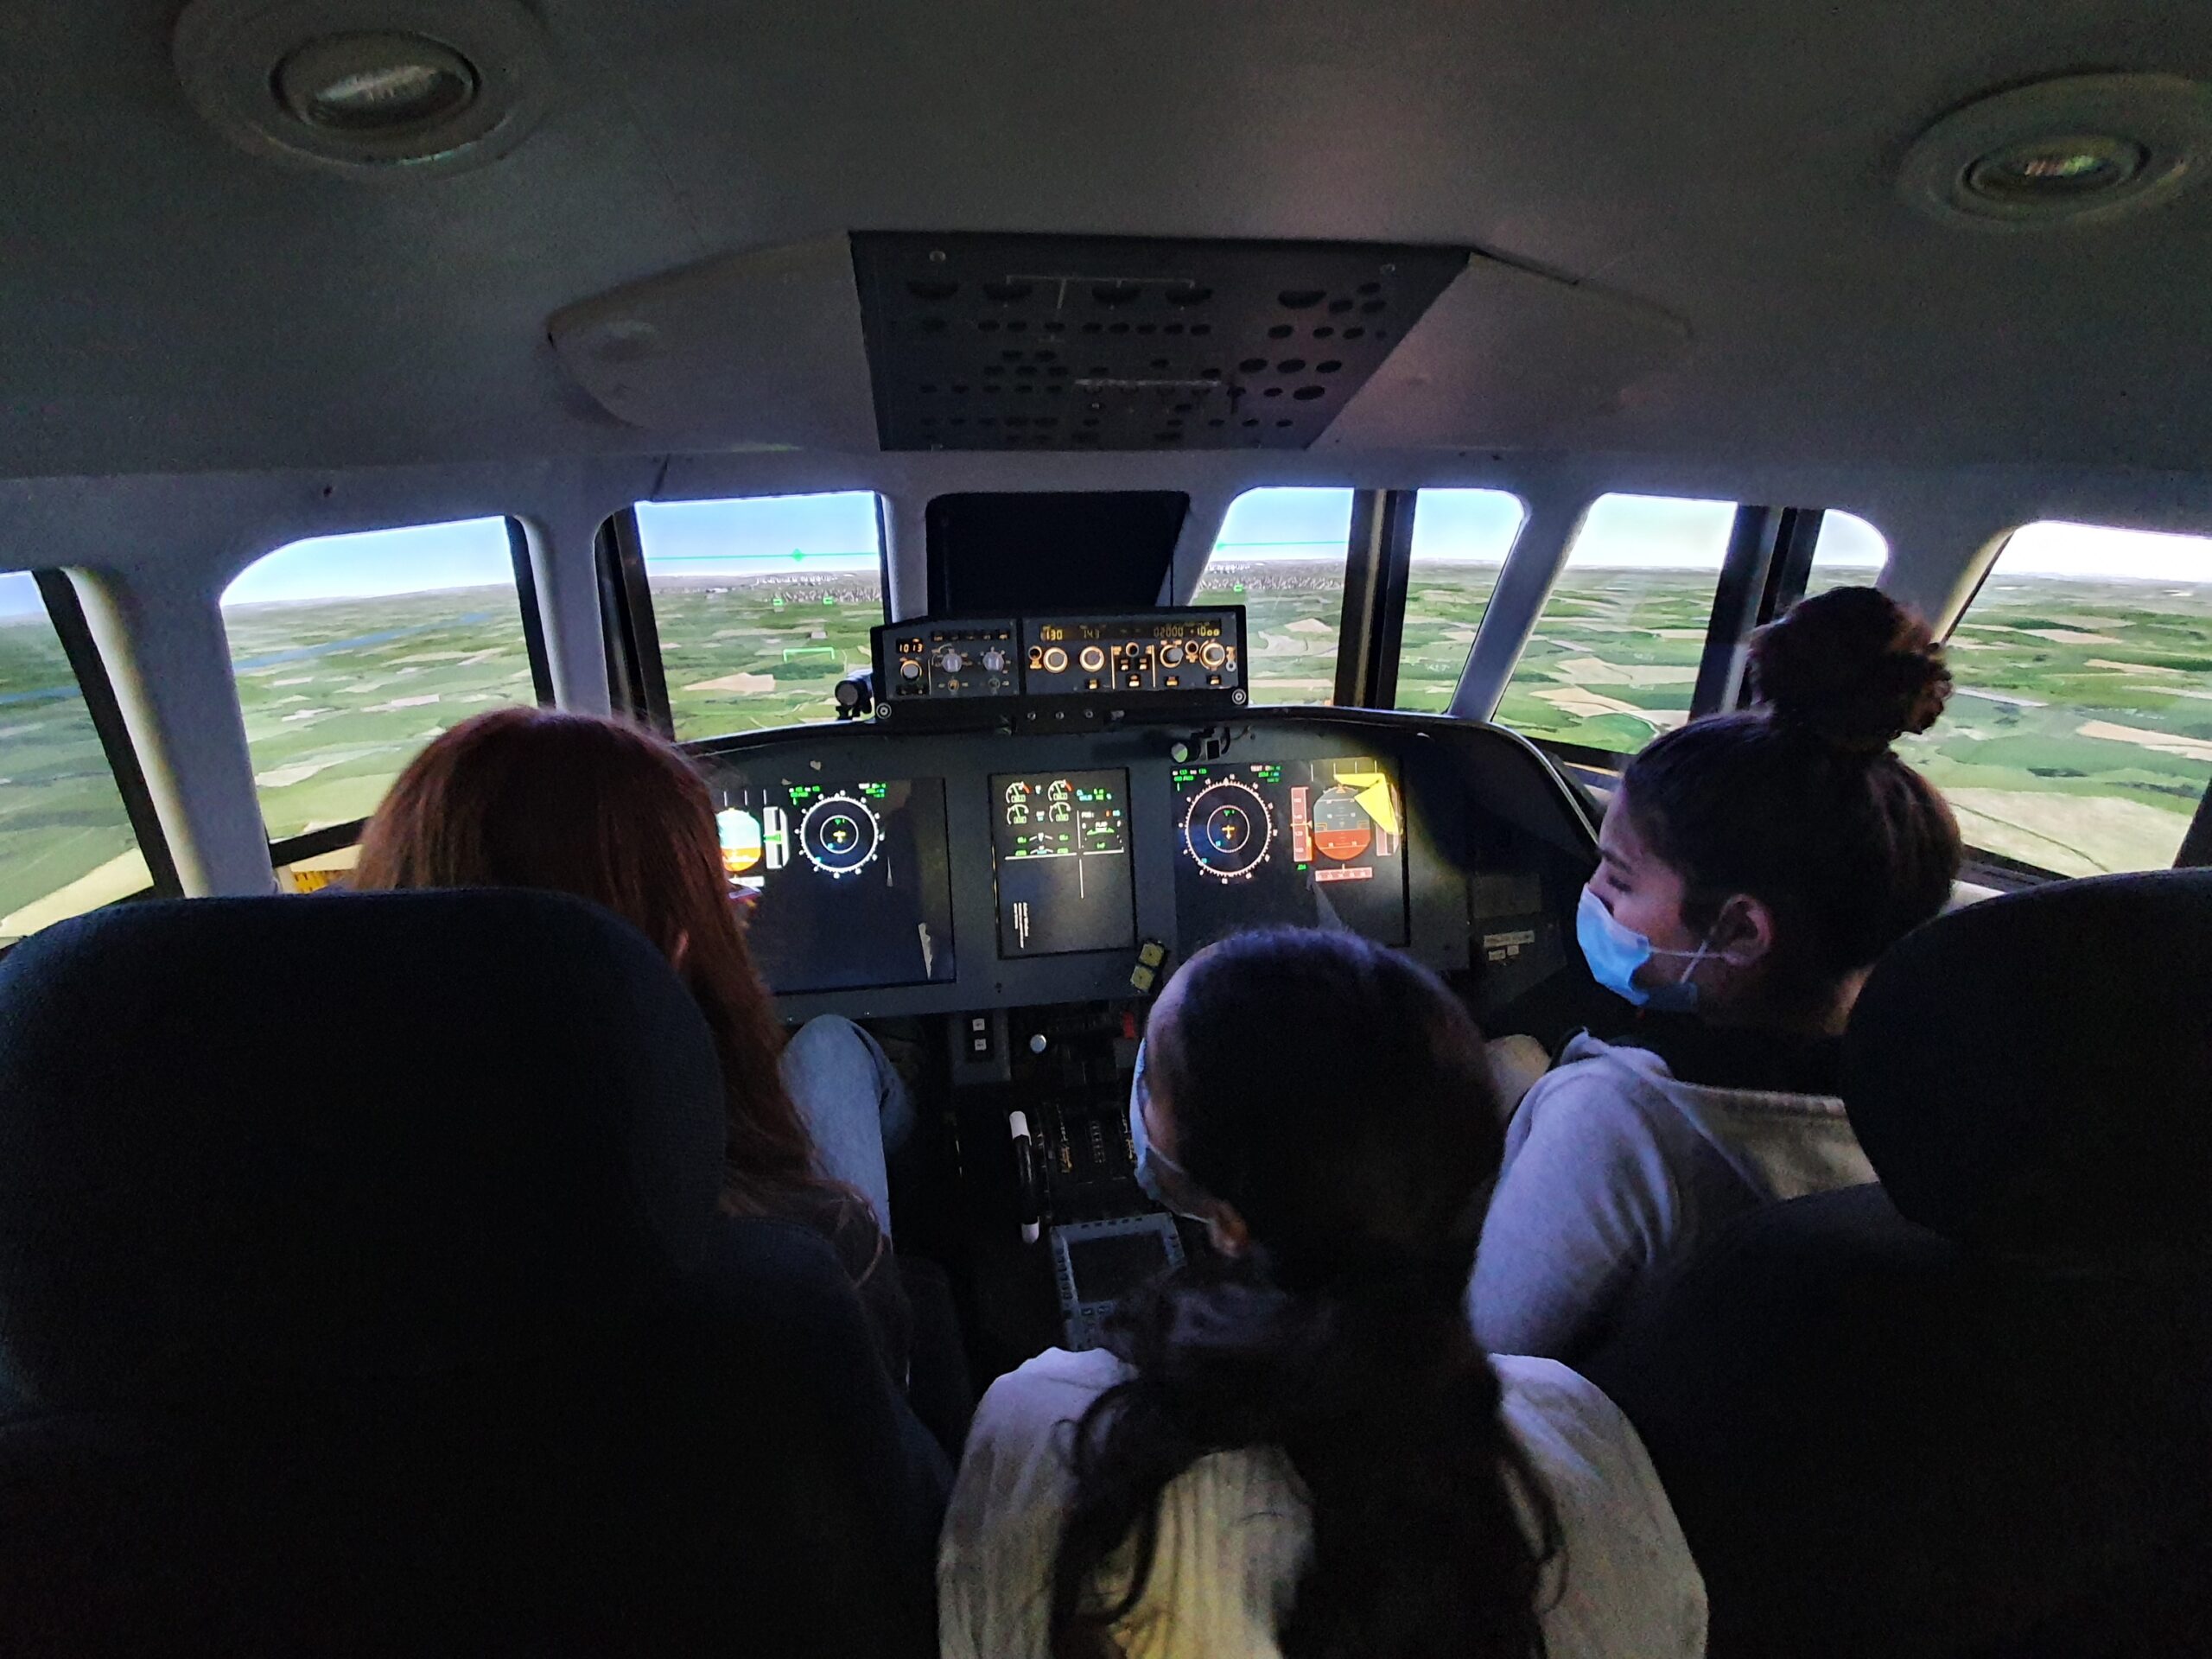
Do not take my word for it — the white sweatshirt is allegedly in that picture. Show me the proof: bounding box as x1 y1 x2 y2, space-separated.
1470 1031 1876 1363
939 1346 1707 1659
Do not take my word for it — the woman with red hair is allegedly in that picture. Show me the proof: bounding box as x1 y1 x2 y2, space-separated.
353 707 912 1376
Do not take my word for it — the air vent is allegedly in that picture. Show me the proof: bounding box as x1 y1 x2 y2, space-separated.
851 234 1465 452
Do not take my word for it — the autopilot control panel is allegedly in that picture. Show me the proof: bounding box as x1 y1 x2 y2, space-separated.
874 606 1247 728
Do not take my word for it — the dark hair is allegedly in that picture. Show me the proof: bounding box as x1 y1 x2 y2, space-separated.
353 709 878 1243
1622 585 1962 1001
1049 929 1557 1659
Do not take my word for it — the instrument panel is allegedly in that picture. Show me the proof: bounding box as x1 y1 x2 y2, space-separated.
692 709 1596 1023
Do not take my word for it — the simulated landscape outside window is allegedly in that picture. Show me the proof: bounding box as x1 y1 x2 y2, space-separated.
0 571 150 944
1902 521 2212 878
1497 494 1737 752
1395 488 1525 712
223 518 537 843
1194 487 1353 705
633 493 885 741
1802 510 1889 599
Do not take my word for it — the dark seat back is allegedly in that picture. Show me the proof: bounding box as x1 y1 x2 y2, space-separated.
0 892 945 1656
1588 869 2212 1659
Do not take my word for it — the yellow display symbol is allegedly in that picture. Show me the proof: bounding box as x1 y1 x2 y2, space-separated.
1332 767 1401 837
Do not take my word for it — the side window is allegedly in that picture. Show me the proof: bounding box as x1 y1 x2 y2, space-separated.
632 493 885 740
1906 521 2212 877
1395 488 1526 712
0 572 150 942
1803 509 1889 599
223 518 537 843
1195 486 1353 705
1497 493 1737 752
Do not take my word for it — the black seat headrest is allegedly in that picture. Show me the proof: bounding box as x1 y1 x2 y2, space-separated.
1844 868 2212 1258
0 891 725 1409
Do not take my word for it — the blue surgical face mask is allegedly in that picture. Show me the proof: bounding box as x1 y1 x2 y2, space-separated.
1577 885 1712 1014
1128 1041 1217 1222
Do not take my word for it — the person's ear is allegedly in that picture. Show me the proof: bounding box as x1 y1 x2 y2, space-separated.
1711 893 1777 969
1207 1201 1253 1259
671 928 692 972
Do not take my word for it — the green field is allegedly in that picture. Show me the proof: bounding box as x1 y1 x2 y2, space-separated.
223 586 540 842
1196 560 1347 703
653 573 882 738
5 563 2209 940
0 613 146 936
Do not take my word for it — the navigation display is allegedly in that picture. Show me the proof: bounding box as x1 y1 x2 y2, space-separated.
1171 757 1408 945
991 769 1136 957
714 779 957 994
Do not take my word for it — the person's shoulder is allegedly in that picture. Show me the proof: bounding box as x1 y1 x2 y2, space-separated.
1495 1356 1709 1659
1530 1034 1680 1107
1493 1352 1681 1545
1493 1352 1638 1444
969 1346 1130 1446
1510 1037 1696 1158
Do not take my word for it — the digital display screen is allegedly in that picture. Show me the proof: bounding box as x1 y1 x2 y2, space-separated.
1171 756 1408 946
990 769 1136 957
1065 1230 1175 1302
714 779 957 994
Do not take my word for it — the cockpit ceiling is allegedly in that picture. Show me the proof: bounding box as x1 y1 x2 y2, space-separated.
5 2 2212 482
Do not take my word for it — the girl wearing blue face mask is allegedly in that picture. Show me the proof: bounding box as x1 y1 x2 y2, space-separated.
1471 587 1962 1363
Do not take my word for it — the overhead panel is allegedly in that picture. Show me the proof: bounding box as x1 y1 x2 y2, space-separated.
850 233 1465 454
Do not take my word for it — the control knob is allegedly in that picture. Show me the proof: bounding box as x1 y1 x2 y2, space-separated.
1042 646 1069 673
981 647 1007 674
1079 645 1107 673
1160 642 1185 667
1199 640 1228 670
898 658 922 681
936 646 965 674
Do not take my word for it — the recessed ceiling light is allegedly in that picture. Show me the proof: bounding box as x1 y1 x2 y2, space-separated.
1899 73 2212 229
174 0 553 179
1964 134 2146 204
276 33 479 136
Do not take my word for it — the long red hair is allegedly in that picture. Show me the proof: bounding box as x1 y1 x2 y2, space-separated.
353 708 869 1232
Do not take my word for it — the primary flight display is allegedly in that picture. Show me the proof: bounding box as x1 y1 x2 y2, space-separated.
715 778 958 993
1173 757 1408 945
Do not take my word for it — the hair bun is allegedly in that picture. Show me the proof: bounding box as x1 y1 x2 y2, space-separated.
1749 586 1951 752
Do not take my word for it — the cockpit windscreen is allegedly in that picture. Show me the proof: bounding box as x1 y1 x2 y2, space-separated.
1172 757 1408 945
716 779 957 993
991 768 1136 957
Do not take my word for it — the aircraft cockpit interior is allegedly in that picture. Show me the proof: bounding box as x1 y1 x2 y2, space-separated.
4 2 2211 1652
695 594 1599 1371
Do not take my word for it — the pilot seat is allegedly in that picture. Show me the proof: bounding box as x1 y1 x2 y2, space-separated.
0 889 948 1656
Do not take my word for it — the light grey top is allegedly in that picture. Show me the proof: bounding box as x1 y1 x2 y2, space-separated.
1471 1032 1876 1363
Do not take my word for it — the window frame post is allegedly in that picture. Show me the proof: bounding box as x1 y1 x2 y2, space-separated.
1333 488 1419 709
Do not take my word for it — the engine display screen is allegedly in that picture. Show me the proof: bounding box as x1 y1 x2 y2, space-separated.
990 768 1136 957
1171 756 1408 946
714 779 957 994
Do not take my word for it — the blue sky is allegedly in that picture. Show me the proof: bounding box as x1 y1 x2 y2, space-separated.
7 493 2207 624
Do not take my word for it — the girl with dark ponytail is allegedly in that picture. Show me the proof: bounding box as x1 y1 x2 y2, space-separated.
1472 585 1964 1363
940 929 1707 1659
